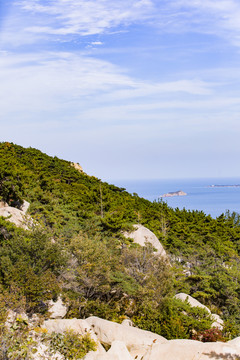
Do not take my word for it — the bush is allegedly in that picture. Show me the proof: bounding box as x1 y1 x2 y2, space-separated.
0 316 37 360
192 327 225 342
45 330 97 359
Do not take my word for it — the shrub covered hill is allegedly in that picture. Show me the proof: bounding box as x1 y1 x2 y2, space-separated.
1 141 240 340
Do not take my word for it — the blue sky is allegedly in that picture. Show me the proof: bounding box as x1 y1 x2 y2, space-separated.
1 0 240 180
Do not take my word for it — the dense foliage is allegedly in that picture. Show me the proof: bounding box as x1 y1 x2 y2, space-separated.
0 142 240 341
0 315 96 359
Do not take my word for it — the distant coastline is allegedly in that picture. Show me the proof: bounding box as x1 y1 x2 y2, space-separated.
208 185 240 188
160 190 187 198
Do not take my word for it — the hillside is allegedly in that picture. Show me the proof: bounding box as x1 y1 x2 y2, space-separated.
1 141 240 343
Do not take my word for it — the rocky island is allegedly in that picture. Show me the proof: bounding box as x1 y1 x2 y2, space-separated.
160 190 187 198
209 184 240 188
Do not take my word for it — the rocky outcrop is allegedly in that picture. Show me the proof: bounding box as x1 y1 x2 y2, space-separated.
71 162 83 172
228 336 240 349
0 200 32 229
91 341 134 360
124 224 168 258
142 339 239 360
121 319 134 327
33 343 64 360
175 293 224 330
85 316 167 358
83 316 240 360
6 310 236 360
48 297 68 319
211 313 224 329
175 293 211 313
43 318 105 355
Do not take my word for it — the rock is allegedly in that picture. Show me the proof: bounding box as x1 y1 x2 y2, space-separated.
48 297 68 319
43 319 104 354
142 339 240 360
32 343 64 360
175 293 224 330
5 310 28 329
211 313 224 330
0 200 33 229
228 336 240 349
71 162 83 172
96 341 134 360
21 200 30 213
175 293 211 313
0 201 8 208
86 316 167 358
121 319 134 327
43 318 94 337
160 190 187 198
84 352 98 360
107 341 133 360
124 224 167 258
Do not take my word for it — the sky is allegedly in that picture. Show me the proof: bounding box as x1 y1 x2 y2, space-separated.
1 0 240 181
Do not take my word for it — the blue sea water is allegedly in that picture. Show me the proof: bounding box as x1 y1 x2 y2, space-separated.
109 178 240 218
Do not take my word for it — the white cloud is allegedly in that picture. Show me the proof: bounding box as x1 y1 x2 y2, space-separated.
2 0 240 49
91 41 103 45
0 51 214 121
15 0 154 37
155 0 240 45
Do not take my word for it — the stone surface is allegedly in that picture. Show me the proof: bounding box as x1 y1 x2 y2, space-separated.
142 339 240 360
0 200 32 229
211 313 224 330
83 352 98 360
43 319 104 354
124 224 167 258
228 336 240 349
32 343 64 360
87 341 134 360
0 201 8 208
175 293 224 330
175 293 211 313
106 341 133 360
121 319 134 327
86 316 167 358
48 297 68 319
21 200 30 213
71 162 83 172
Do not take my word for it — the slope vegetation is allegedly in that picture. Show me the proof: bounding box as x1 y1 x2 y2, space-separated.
0 142 240 340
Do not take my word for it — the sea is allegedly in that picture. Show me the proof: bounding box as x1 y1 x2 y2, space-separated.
109 178 240 219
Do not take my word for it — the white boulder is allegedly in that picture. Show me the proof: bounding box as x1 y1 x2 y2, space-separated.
121 319 134 327
32 343 64 360
106 341 133 360
211 313 224 330
21 200 30 213
0 201 8 209
124 224 167 258
0 200 32 229
228 336 240 349
95 341 134 360
71 162 83 172
175 293 211 313
48 297 68 319
86 316 167 358
142 339 240 360
43 318 104 354
175 293 224 330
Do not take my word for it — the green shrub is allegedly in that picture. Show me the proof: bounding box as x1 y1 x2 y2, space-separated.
0 316 37 360
45 330 97 359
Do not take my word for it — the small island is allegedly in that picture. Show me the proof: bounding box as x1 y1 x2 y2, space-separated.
160 190 187 198
208 184 240 188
